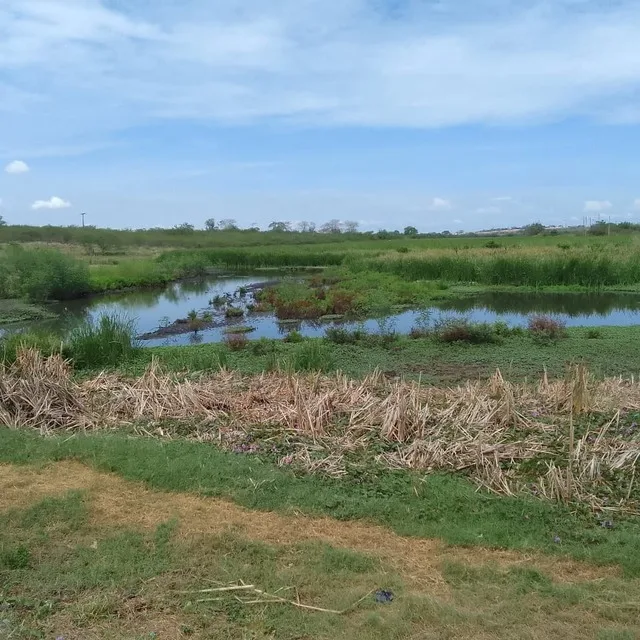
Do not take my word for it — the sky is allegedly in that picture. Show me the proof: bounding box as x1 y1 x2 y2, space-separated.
1 0 640 232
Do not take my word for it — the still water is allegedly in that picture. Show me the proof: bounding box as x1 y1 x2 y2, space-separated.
11 275 640 346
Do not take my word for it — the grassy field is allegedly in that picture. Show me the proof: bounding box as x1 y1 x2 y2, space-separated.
3 226 640 638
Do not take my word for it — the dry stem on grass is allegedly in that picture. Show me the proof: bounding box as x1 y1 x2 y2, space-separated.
2 349 640 511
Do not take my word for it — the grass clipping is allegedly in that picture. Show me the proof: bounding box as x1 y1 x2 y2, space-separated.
3 349 640 512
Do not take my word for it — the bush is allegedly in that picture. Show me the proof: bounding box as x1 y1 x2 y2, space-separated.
325 326 368 344
225 306 244 319
224 332 248 351
290 341 335 372
434 319 500 344
283 330 304 343
527 315 567 343
1 245 90 301
66 314 140 368
250 338 276 355
586 328 603 339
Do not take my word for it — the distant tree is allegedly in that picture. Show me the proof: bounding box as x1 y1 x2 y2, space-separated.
173 222 194 233
343 220 359 233
218 218 238 231
523 222 545 236
588 220 608 236
320 219 342 234
403 226 418 236
297 221 316 233
247 223 261 231
268 221 291 232
205 218 217 231
0 215 7 227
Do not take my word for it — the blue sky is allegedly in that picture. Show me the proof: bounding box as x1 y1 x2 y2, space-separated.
2 0 640 232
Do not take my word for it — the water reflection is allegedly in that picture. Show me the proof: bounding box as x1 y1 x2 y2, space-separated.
437 292 640 317
6 275 640 347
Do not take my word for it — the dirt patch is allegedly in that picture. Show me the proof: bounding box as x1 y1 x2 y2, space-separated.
405 362 491 384
0 461 619 590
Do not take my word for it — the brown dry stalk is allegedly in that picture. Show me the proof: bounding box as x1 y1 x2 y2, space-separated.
2 349 640 511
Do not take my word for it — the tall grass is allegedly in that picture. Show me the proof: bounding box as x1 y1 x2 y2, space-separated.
365 252 640 288
0 245 90 301
65 314 140 368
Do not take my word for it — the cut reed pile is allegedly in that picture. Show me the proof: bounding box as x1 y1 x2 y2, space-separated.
2 349 640 512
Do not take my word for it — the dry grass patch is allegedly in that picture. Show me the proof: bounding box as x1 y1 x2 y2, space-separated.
0 461 620 588
3 349 640 512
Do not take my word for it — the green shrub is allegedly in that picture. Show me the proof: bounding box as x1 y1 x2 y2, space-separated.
586 328 603 339
225 306 244 319
66 314 140 368
527 315 567 344
290 341 335 372
283 330 304 343
324 326 368 344
1 245 90 301
434 319 500 344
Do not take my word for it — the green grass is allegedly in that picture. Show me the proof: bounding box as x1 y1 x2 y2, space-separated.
2 427 640 576
66 313 141 368
105 326 640 384
11 483 638 640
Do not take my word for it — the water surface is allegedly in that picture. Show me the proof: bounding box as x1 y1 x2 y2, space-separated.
8 275 640 346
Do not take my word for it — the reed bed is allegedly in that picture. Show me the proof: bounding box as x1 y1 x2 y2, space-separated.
3 349 640 511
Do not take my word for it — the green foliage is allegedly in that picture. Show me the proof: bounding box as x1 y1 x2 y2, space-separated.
0 245 90 301
434 319 500 344
527 315 568 344
66 314 140 368
0 330 64 363
289 341 335 372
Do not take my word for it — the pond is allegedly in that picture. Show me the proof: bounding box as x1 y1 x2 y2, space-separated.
7 275 640 346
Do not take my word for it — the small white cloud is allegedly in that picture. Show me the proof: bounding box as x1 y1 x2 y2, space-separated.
4 160 30 174
32 196 71 210
633 199 640 209
476 206 501 215
584 200 612 212
492 196 512 202
453 218 463 224
429 197 452 210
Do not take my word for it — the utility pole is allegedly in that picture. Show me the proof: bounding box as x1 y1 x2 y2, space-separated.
81 212 86 228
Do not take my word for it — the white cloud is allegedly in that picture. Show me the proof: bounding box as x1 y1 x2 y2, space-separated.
633 199 640 209
31 196 71 210
2 0 640 148
4 160 29 174
584 200 613 212
429 197 452 210
476 206 501 214
492 196 513 202
453 218 463 224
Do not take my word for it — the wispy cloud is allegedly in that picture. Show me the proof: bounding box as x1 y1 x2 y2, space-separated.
32 196 71 210
584 200 613 212
4 160 29 174
429 197 452 210
476 206 501 214
2 0 640 150
492 196 513 202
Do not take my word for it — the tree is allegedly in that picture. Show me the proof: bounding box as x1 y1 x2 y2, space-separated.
297 221 316 233
0 215 6 227
173 222 194 233
218 218 238 231
205 218 217 231
523 222 545 236
343 220 359 233
320 219 342 234
268 221 291 232
403 226 418 236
